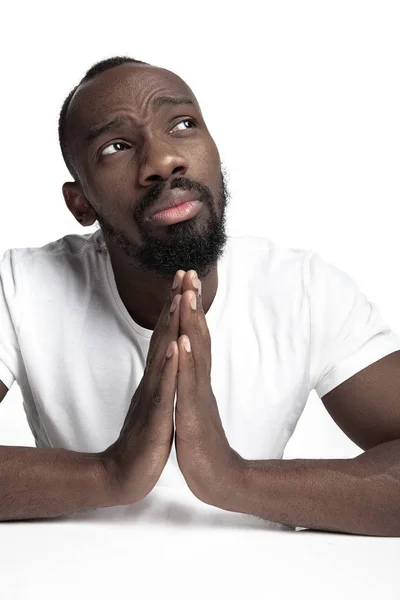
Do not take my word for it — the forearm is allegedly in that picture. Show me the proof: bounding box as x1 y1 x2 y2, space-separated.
222 439 400 536
0 445 115 521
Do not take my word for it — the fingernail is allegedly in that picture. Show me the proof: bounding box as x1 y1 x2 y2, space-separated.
170 296 178 312
193 277 202 296
183 337 191 352
166 342 174 358
172 272 181 289
190 292 197 310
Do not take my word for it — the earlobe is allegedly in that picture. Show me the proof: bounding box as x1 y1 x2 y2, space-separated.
62 182 96 226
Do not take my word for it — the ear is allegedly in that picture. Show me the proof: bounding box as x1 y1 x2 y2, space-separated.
62 182 97 226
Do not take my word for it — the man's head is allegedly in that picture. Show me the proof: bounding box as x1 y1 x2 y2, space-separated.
59 56 229 278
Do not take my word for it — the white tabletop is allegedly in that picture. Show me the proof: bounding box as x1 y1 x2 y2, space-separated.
1 483 398 600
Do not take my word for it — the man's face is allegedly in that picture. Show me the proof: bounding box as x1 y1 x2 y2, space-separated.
66 63 229 277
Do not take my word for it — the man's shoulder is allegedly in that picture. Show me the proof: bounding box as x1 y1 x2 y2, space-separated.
0 229 105 295
3 229 104 264
225 234 314 270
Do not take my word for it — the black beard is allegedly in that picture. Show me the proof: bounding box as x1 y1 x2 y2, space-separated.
95 168 230 278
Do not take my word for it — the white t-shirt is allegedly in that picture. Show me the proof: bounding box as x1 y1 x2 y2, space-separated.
1 230 399 488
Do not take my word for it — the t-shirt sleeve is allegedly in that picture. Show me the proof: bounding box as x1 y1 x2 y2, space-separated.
0 249 23 389
307 252 400 398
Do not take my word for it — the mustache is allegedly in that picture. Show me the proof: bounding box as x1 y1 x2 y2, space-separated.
138 177 214 217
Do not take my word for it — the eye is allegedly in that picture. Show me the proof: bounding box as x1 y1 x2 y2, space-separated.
101 141 131 156
170 118 197 133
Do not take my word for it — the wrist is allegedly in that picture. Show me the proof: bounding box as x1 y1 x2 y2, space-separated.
226 459 270 517
210 453 251 513
97 448 128 506
97 440 137 506
97 439 169 507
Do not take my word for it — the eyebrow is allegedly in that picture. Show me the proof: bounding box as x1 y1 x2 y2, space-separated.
151 95 195 111
86 96 196 144
86 116 132 144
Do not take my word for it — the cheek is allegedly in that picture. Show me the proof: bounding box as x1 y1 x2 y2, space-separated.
194 139 220 180
84 163 137 213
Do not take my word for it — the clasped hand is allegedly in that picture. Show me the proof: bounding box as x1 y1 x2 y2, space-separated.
103 270 245 509
168 270 245 506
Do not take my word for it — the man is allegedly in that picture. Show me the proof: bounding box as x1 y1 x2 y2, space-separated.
0 56 400 535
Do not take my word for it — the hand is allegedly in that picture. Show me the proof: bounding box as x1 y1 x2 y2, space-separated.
174 271 246 508
100 270 185 506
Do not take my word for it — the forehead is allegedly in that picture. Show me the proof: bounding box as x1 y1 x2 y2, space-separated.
68 64 199 133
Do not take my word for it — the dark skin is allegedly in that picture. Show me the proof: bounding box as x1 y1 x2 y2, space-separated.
61 63 400 536
62 63 226 330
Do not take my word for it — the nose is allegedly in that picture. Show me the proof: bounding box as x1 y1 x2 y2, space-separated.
138 137 188 186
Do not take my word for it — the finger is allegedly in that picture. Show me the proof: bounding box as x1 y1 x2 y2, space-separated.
170 269 186 297
179 286 211 385
141 340 179 448
145 293 182 384
146 270 185 369
142 270 184 445
181 270 199 295
176 334 197 418
153 340 179 412
152 269 185 337
180 269 204 314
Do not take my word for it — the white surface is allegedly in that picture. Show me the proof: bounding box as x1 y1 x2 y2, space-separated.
1 485 399 600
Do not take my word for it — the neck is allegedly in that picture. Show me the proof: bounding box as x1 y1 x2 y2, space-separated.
106 241 219 331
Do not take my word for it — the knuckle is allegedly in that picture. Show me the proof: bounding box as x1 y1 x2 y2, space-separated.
145 354 156 373
152 386 163 405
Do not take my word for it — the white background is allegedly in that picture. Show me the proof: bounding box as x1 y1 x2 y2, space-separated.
0 0 399 462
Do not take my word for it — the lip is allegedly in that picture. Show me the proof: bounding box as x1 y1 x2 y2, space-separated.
149 200 203 226
146 188 200 219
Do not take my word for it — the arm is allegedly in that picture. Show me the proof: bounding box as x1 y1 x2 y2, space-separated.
0 271 185 522
221 352 400 537
173 273 400 537
224 438 400 537
0 445 113 521
0 383 112 520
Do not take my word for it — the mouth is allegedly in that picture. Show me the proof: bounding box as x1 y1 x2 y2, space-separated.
145 189 203 226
